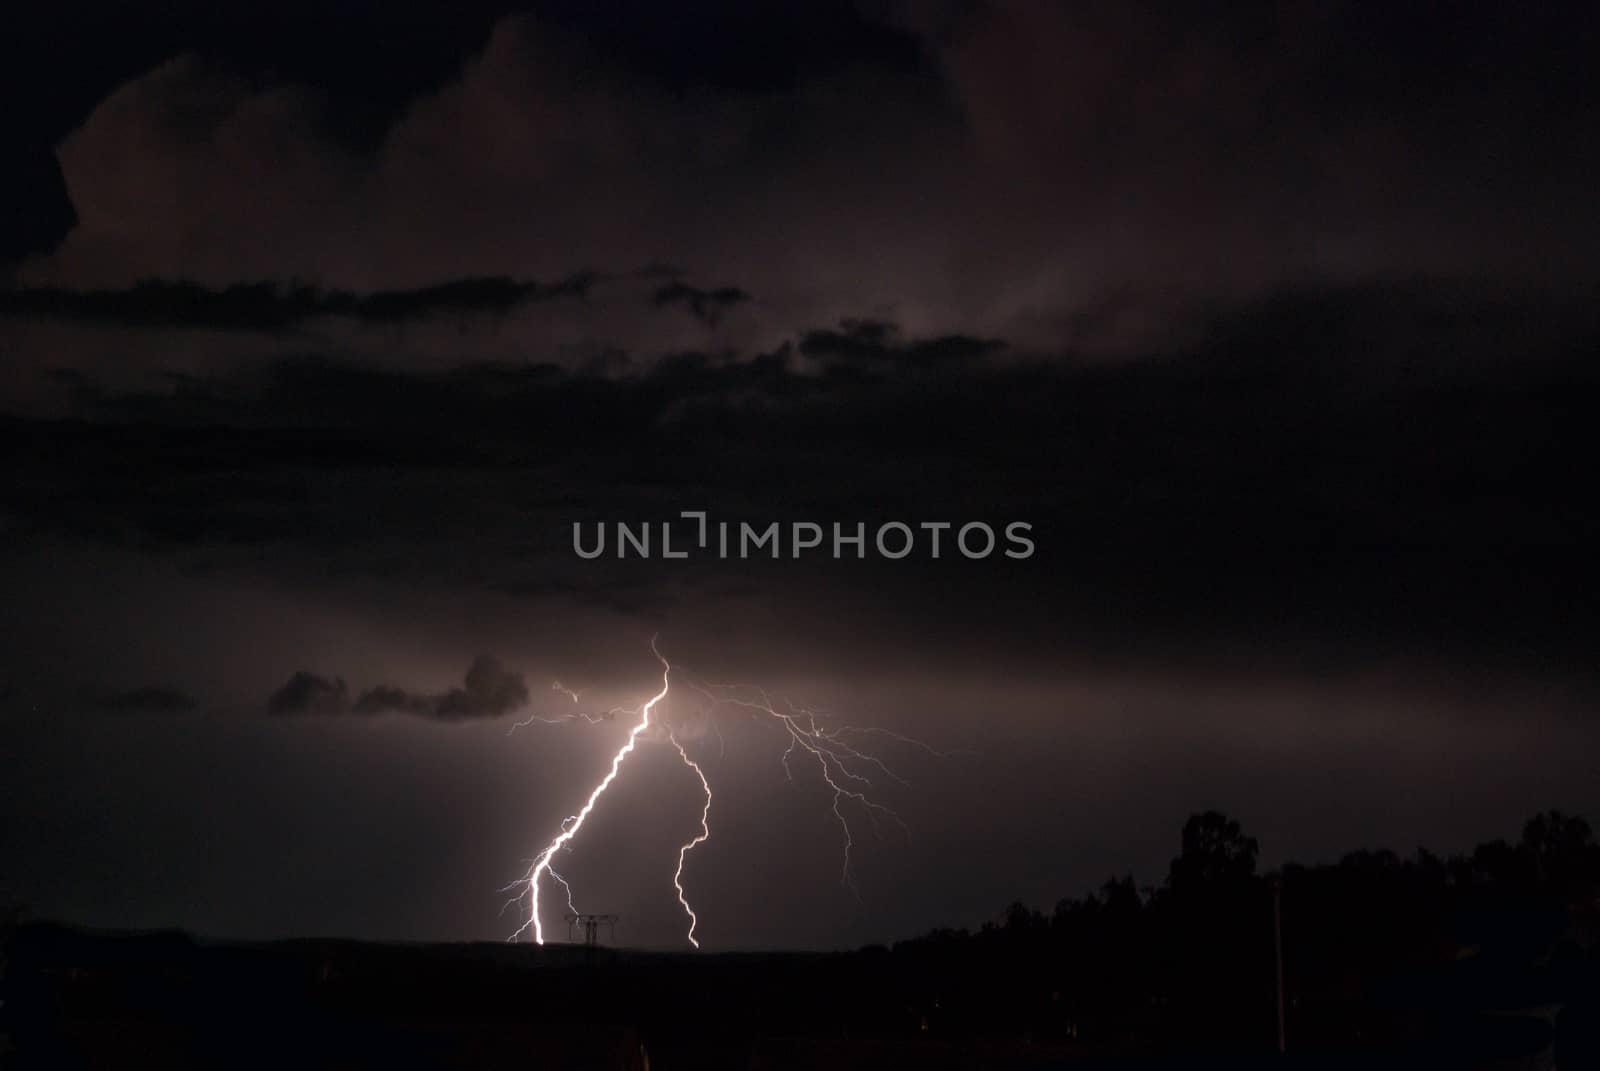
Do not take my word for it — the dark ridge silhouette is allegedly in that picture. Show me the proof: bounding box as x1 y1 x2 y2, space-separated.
4 809 1596 1068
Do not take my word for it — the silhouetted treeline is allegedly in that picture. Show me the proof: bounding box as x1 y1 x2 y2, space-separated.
3 812 1597 1068
892 810 1600 1063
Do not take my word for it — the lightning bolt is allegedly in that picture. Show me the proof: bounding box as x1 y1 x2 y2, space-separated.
514 636 670 944
669 731 712 948
682 681 908 895
505 637 949 947
498 863 577 920
505 683 624 733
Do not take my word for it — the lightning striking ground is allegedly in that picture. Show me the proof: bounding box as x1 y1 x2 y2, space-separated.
511 637 670 944
506 638 946 947
668 731 712 947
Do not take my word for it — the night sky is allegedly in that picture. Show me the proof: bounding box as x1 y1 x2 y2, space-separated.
3 1 1598 951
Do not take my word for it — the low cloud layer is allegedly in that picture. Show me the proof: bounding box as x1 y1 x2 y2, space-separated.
652 282 751 326
0 274 596 332
6 282 1594 689
267 672 349 716
269 656 529 721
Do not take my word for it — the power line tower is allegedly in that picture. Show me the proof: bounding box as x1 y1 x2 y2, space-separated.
563 913 619 947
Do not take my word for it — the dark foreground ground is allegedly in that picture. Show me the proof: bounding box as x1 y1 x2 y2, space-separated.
2 920 1595 1070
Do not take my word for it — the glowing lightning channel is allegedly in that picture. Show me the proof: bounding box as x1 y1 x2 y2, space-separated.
682 680 909 897
548 867 580 915
499 863 577 919
506 683 625 734
517 637 671 945
506 639 952 947
668 731 713 947
824 725 979 759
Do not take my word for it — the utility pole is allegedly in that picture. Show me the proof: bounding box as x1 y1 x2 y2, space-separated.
563 913 619 947
1271 876 1286 1055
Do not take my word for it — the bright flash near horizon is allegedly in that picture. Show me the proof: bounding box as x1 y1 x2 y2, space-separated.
502 636 952 948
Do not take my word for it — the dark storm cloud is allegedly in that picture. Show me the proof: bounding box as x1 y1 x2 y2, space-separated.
798 319 1005 370
93 686 197 714
272 656 529 720
651 282 751 326
350 685 431 717
6 283 1598 684
355 655 530 720
10 0 1595 342
0 151 76 267
11 1 1600 301
268 672 349 716
0 274 597 332
0 1 523 267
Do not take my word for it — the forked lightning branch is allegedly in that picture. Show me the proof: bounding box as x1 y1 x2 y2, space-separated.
503 636 953 948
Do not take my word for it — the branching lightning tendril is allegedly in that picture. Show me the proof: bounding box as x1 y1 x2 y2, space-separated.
505 637 947 947
668 730 712 947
